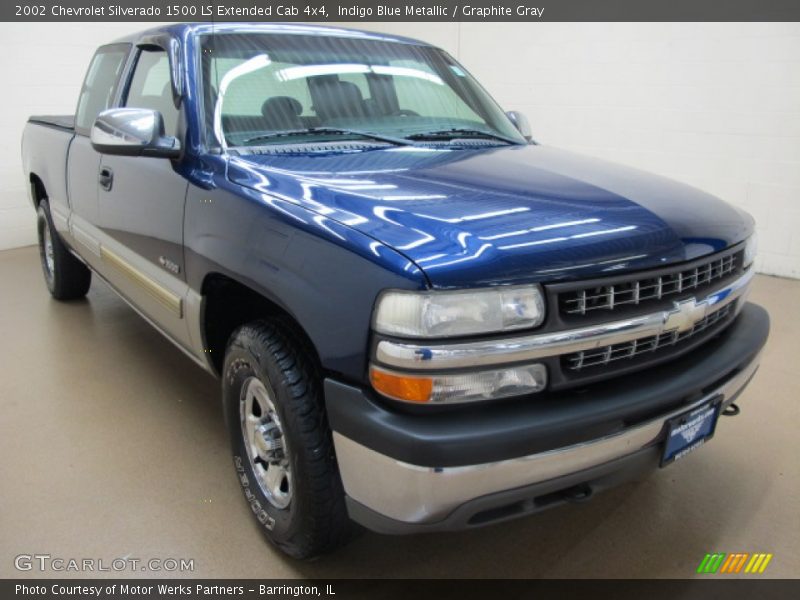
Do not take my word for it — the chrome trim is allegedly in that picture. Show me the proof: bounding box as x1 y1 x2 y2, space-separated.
90 108 180 158
376 268 753 371
560 252 737 316
335 352 761 524
566 303 735 371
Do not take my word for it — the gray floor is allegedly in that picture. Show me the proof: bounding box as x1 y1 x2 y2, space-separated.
0 245 797 578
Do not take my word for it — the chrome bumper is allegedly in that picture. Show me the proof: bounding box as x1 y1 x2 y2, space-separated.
375 267 753 371
334 350 760 526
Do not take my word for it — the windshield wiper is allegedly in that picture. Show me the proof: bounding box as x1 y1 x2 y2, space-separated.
405 128 521 145
243 127 413 146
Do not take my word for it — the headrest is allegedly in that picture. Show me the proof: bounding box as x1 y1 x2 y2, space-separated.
313 80 366 119
261 96 303 119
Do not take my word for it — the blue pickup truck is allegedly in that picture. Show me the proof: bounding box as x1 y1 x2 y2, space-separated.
21 23 769 558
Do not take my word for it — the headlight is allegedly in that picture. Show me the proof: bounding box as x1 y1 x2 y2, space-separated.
370 363 548 404
743 233 757 269
373 285 545 338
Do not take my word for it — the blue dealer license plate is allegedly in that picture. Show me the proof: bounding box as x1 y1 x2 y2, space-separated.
661 397 722 467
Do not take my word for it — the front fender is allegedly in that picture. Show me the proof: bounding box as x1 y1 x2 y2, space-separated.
183 176 427 382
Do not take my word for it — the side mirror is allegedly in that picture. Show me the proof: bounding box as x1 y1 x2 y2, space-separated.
91 108 180 158
506 110 533 143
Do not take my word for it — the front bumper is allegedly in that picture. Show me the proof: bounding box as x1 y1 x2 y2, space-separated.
326 302 769 534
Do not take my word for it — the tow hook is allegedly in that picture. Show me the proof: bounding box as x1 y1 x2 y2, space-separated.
563 484 593 503
722 403 741 417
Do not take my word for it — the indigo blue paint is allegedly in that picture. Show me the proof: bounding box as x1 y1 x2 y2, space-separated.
228 145 752 288
29 23 755 383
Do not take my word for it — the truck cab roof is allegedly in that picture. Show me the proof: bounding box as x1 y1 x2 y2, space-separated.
111 22 434 48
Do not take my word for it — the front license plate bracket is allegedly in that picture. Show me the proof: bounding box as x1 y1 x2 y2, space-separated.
660 396 722 467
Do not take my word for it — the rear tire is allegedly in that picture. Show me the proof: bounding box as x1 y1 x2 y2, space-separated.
37 200 91 300
222 319 359 559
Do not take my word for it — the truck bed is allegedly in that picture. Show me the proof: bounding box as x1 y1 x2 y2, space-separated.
28 115 75 132
21 115 77 225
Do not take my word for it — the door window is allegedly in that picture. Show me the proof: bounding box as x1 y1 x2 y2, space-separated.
125 50 180 136
75 44 129 134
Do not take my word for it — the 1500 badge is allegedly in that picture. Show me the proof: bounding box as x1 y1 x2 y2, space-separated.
158 255 180 275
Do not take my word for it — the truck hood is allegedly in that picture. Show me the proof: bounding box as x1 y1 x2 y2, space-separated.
228 145 752 287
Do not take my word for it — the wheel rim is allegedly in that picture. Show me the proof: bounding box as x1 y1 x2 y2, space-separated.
240 376 293 509
39 213 55 285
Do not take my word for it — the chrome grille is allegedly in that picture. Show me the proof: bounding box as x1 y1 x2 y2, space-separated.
561 253 737 316
565 303 735 371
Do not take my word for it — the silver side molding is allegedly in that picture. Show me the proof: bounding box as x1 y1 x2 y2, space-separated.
100 245 183 318
66 213 214 372
376 268 754 371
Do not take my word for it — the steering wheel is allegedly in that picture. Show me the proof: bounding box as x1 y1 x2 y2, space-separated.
389 109 419 117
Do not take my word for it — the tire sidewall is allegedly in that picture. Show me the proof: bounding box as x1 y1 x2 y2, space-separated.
36 202 56 294
222 328 309 545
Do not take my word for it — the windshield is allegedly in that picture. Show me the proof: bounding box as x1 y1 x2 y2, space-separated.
201 32 526 149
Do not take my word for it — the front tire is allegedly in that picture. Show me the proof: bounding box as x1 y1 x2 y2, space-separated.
222 319 357 559
37 200 91 300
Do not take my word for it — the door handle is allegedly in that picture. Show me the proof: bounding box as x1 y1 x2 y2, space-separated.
98 167 114 191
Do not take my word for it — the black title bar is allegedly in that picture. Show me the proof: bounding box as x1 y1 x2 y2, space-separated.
4 579 800 600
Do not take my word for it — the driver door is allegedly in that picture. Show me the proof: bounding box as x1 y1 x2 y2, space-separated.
96 47 192 350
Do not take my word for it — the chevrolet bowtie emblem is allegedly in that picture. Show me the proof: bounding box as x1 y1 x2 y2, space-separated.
664 297 709 333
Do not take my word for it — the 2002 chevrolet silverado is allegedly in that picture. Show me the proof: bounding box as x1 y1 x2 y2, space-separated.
21 23 769 559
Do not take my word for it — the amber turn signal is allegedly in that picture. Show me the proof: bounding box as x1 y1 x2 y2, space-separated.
370 363 548 405
369 367 433 403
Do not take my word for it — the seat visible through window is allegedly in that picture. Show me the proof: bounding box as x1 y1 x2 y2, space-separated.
261 96 304 130
309 76 368 122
